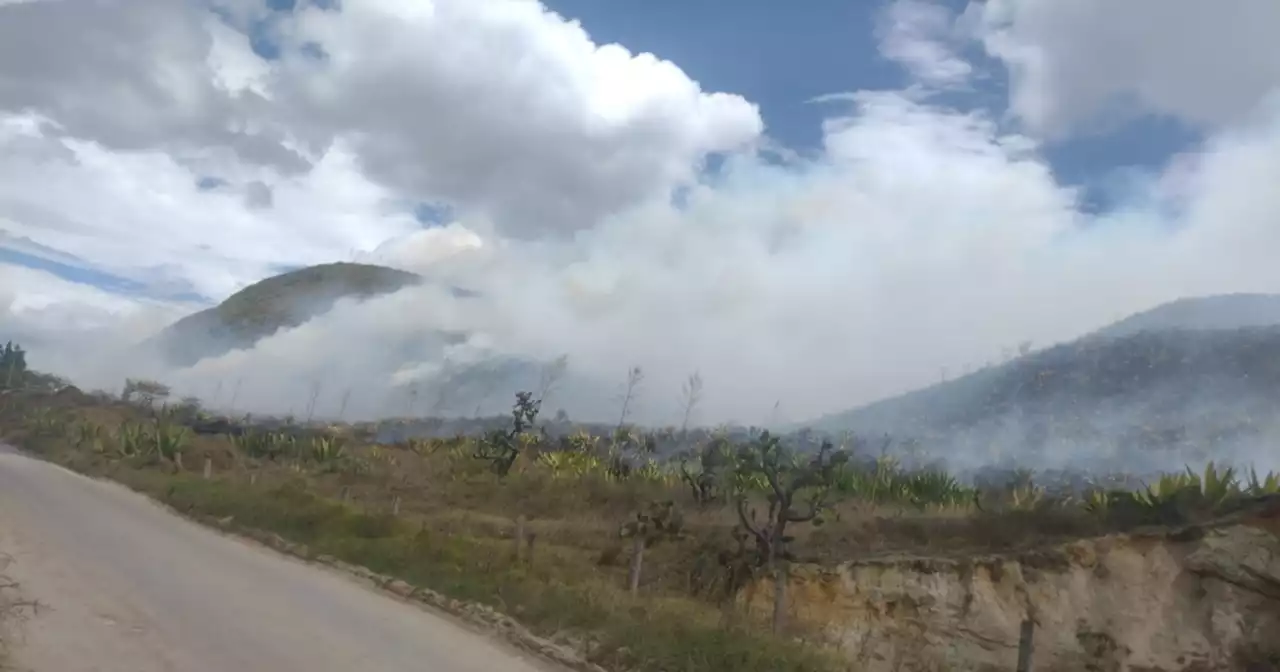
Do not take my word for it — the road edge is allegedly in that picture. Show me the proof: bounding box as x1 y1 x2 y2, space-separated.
0 443 607 672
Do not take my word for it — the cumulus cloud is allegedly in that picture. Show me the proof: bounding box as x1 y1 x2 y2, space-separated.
265 0 763 235
975 0 1280 137
876 0 973 90
2 0 1280 441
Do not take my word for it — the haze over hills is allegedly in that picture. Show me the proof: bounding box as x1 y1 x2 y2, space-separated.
144 264 1280 474
807 293 1280 473
141 261 600 421
148 262 427 368
1092 293 1280 339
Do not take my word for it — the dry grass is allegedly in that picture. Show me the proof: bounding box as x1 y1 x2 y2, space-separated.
3 387 1271 672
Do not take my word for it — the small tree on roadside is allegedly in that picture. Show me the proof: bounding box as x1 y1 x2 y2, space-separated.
474 391 542 477
122 378 171 409
619 500 685 596
678 436 732 507
731 432 849 633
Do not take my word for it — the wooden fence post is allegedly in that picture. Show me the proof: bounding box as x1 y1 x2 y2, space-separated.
1016 618 1035 672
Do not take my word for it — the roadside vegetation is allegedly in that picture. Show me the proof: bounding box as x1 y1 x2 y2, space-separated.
2 339 1278 672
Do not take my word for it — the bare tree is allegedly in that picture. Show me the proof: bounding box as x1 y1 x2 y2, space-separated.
336 387 353 421
228 377 244 412
678 371 704 437
304 379 324 422
619 501 684 595
615 365 644 432
732 433 849 633
537 354 570 406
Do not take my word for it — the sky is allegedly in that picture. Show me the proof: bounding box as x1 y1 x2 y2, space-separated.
2 0 1280 425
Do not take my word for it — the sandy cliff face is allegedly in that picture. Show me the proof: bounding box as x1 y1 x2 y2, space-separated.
742 503 1280 671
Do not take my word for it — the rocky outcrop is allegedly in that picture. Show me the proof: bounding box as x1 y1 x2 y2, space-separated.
743 501 1280 671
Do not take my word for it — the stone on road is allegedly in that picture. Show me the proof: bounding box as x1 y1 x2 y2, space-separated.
0 447 556 672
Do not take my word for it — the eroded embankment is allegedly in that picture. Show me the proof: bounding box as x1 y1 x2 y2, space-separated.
743 499 1280 671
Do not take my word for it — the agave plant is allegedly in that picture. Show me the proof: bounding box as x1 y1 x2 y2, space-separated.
73 421 106 453
152 422 190 464
114 421 147 459
1246 467 1280 496
308 436 347 465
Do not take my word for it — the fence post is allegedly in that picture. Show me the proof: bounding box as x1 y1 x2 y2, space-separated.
513 515 526 562
1016 618 1035 672
203 457 212 480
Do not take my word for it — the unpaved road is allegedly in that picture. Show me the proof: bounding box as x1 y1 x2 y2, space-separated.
0 446 556 672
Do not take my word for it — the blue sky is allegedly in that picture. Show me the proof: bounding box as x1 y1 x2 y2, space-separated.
0 0 1205 302
540 0 1200 211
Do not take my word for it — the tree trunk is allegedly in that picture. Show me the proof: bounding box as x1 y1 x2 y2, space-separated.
513 515 526 563
772 559 789 633
628 536 646 595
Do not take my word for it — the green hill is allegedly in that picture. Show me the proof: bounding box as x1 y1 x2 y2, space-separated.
150 262 423 367
805 294 1280 471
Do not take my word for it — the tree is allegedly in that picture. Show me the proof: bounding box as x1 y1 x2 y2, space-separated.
678 371 704 437
474 391 541 477
121 378 171 408
1 341 27 389
615 365 644 431
619 500 685 595
731 432 849 632
678 436 732 507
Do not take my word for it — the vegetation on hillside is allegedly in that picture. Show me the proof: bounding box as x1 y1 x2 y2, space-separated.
6 339 1280 671
813 326 1280 467
150 262 427 367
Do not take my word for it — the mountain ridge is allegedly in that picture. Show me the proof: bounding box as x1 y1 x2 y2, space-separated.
148 262 425 367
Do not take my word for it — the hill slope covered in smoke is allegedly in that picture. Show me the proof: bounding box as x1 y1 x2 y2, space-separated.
149 262 424 367
1092 293 1280 339
808 294 1280 472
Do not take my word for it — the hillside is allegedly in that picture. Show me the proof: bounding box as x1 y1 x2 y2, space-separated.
808 293 1280 472
1093 292 1280 338
150 262 424 367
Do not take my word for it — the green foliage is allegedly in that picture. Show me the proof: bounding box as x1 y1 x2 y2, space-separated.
474 391 542 477
109 420 189 463
620 500 686 544
231 430 298 461
732 433 850 565
1 341 27 389
678 437 733 506
831 456 976 509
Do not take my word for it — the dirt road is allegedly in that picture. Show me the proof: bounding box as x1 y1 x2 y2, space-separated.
0 446 556 672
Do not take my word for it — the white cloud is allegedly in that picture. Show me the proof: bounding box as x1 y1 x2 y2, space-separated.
975 0 1280 137
266 0 763 235
0 116 422 300
876 0 973 90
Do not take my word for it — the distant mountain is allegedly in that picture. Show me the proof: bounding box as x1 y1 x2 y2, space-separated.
149 262 426 367
1092 293 1280 338
807 294 1280 473
142 262 615 421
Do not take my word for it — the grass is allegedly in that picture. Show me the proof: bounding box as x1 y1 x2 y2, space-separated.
5 384 1279 672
